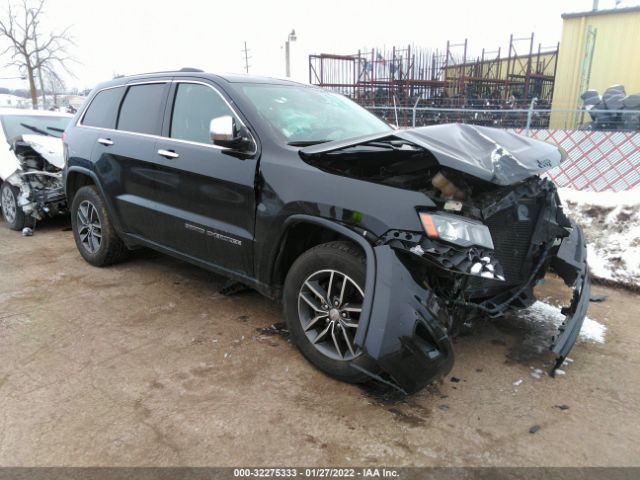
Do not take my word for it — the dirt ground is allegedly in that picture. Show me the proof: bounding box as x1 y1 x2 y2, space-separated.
1 216 639 467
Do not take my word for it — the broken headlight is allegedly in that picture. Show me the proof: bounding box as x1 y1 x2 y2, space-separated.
419 212 494 250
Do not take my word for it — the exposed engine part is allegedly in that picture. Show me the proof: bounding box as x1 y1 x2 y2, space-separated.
432 171 465 200
444 200 463 212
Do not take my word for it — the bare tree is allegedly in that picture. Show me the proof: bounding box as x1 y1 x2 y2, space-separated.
44 68 64 107
0 0 74 108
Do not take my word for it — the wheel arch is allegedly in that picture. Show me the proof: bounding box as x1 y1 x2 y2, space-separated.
273 216 374 282
65 166 125 236
272 215 377 326
65 168 96 201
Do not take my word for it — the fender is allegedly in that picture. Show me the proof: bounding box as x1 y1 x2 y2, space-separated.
278 214 378 334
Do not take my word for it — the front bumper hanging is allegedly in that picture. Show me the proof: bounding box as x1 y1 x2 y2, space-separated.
351 222 590 394
352 245 455 394
549 221 591 371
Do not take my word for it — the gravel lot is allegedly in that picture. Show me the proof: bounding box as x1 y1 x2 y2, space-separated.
1 216 639 467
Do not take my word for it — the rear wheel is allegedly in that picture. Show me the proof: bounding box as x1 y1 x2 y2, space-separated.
70 185 128 266
284 241 370 384
1 182 27 231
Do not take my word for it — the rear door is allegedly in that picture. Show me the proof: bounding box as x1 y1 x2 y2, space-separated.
90 80 170 240
153 80 258 275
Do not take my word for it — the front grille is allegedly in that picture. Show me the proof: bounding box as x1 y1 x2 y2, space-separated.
465 198 541 297
485 199 540 286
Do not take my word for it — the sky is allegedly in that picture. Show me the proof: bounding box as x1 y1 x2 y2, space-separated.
0 0 638 92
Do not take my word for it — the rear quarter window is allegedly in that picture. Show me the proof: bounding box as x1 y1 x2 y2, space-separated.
82 87 124 129
117 83 167 135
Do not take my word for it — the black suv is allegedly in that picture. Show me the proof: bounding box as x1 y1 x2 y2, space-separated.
63 70 590 393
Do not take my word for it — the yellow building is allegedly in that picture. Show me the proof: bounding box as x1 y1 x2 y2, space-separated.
550 6 640 128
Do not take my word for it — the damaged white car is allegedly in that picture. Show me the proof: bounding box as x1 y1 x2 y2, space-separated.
0 109 72 230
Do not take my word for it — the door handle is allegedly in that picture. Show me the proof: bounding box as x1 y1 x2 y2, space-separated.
97 138 114 146
157 149 179 159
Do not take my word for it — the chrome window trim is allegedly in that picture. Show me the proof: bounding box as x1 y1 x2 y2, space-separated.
76 78 258 155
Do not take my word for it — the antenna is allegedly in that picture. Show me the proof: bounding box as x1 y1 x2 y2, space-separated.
242 41 251 74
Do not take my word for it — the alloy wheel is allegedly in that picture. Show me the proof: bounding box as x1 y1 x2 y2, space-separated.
297 269 364 361
77 200 102 254
1 186 17 224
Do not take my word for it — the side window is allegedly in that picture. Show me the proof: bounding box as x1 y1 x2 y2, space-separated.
170 83 234 144
117 84 167 135
82 87 124 129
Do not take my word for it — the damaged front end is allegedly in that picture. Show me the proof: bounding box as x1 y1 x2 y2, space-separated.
302 124 590 393
4 135 67 222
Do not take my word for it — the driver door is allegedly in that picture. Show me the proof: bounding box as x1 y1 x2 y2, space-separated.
153 80 258 275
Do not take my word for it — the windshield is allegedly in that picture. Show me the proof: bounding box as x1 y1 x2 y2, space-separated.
240 84 391 144
0 114 70 140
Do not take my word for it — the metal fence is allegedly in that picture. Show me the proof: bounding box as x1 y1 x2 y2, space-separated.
364 105 640 192
364 104 640 132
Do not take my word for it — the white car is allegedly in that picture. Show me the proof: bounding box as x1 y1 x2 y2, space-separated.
0 108 72 230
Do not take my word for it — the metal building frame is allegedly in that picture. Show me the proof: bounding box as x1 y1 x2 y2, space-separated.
309 34 559 110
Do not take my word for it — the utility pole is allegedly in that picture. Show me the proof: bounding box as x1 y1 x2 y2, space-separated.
242 41 251 74
285 29 297 77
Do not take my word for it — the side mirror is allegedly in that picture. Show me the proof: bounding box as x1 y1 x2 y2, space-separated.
210 115 245 149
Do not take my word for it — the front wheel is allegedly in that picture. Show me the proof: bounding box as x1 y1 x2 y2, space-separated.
283 241 370 384
1 182 28 231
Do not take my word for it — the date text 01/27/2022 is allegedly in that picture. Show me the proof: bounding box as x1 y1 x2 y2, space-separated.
233 468 400 477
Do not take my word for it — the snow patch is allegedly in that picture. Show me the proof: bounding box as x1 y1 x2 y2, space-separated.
558 187 640 287
558 187 640 208
522 301 606 344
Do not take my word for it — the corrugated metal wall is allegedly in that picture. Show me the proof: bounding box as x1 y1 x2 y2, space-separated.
550 7 640 128
442 53 558 81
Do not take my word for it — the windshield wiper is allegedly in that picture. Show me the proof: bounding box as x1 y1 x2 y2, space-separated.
20 123 53 137
47 126 65 133
287 140 332 147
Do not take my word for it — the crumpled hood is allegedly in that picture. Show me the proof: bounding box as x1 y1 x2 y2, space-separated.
300 124 566 186
19 134 65 169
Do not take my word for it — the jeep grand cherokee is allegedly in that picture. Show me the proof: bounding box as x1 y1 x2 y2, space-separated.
63 70 590 393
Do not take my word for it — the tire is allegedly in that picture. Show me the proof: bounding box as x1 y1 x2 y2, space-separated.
283 240 370 384
70 185 128 266
1 181 28 231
